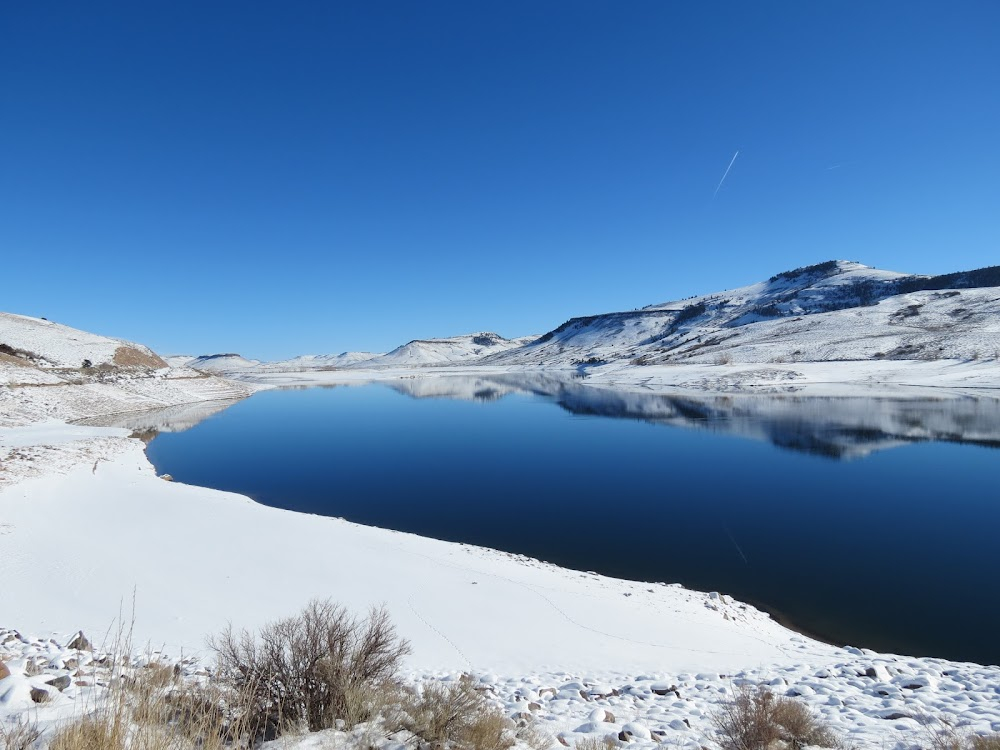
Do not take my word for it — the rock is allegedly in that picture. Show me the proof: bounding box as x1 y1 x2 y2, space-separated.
621 723 652 741
528 702 542 712
862 665 891 682
651 682 680 697
45 674 71 691
160 474 174 481
67 631 93 651
589 708 615 723
30 686 51 703
893 674 937 690
0 661 10 680
880 712 912 721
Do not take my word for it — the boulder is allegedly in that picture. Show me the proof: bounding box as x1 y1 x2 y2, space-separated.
67 631 93 651
45 674 71 691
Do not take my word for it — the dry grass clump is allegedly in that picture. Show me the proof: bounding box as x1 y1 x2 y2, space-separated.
0 716 43 750
57 674 247 750
45 677 243 750
712 684 837 750
575 736 619 750
402 676 515 750
515 721 557 750
921 718 1000 750
208 598 410 740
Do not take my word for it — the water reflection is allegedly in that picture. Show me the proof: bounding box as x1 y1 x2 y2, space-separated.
387 374 1000 459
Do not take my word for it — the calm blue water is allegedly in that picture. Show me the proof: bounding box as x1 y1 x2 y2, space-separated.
146 381 1000 666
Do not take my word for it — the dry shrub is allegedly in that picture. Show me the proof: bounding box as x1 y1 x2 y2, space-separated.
209 599 410 740
0 717 43 750
770 695 837 749
403 676 515 750
971 736 1000 750
712 684 837 750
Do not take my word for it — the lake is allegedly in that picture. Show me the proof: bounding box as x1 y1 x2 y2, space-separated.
144 375 1000 666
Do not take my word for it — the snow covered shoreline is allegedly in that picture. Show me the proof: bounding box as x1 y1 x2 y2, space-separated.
224 358 1000 397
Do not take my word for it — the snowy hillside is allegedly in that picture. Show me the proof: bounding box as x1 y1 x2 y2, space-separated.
486 261 1000 367
0 312 166 371
0 313 257 428
349 332 536 368
177 353 262 372
170 351 382 375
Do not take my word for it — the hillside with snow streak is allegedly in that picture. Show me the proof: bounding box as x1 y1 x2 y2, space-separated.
485 261 1000 367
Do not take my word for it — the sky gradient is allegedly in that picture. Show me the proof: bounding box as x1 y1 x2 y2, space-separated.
3 1 998 359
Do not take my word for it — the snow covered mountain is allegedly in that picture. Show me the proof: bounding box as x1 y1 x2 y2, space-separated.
261 351 383 371
485 261 1000 367
169 351 384 375
184 333 536 375
171 353 262 373
168 261 999 378
359 332 536 368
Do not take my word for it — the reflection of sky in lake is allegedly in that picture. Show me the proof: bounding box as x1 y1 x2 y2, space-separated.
146 379 1000 666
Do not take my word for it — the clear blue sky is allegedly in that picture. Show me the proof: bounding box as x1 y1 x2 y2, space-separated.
3 2 998 359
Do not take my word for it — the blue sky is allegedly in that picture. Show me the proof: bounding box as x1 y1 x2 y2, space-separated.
3 2 998 359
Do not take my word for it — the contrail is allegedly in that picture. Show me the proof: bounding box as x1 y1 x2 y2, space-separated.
713 150 740 198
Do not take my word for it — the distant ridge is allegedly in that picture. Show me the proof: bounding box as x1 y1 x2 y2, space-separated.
172 261 1000 374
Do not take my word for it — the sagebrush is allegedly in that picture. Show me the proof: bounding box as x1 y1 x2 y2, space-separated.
209 598 410 740
712 684 837 750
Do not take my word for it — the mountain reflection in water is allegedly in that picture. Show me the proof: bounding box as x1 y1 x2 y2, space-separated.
387 374 1000 459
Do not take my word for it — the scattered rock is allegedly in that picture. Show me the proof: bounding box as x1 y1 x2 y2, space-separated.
67 631 93 651
45 674 71 691
30 686 51 703
0 661 9 679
